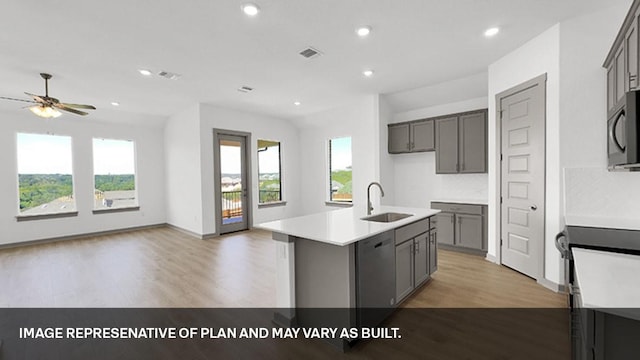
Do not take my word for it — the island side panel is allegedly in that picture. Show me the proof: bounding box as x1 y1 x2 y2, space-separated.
294 237 356 308
272 232 296 327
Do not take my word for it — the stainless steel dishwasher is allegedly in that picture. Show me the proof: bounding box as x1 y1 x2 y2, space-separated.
356 230 395 328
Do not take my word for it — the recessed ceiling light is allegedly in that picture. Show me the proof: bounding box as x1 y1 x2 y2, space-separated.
138 69 152 76
363 69 374 77
294 101 301 106
484 27 500 37
111 102 120 106
242 3 260 16
356 26 371 37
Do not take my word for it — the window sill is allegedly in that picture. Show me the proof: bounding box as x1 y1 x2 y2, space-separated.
258 201 287 209
325 201 353 208
93 206 140 214
16 211 79 222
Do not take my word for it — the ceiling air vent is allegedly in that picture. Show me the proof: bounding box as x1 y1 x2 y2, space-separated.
299 47 322 59
237 86 254 93
157 71 181 80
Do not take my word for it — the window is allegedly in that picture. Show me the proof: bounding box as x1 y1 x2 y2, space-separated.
257 140 282 204
17 133 76 216
93 138 137 210
329 137 352 203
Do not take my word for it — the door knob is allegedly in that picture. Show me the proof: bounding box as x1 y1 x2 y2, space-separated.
530 205 538 211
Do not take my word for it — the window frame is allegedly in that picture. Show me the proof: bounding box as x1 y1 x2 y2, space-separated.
15 132 78 221
257 139 285 208
326 136 353 206
91 137 140 214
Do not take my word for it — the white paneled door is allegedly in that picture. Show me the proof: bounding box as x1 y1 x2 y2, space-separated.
499 75 546 279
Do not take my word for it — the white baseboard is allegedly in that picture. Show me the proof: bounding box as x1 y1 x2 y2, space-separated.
165 223 217 240
485 253 497 263
537 277 565 293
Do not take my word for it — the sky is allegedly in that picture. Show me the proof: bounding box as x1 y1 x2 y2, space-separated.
330 137 352 170
17 133 135 175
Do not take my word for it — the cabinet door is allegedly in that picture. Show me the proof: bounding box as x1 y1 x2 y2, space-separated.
395 240 414 303
411 120 434 152
456 214 484 250
435 117 459 173
429 230 437 274
626 19 638 91
615 45 625 108
414 233 429 286
459 111 487 173
388 123 410 154
435 212 455 245
607 63 616 117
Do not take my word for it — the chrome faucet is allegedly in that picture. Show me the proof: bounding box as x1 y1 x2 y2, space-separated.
367 182 385 215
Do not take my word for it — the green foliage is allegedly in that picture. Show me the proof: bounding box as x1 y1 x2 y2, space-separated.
18 174 73 210
94 174 135 192
337 180 352 194
331 170 352 189
19 174 135 211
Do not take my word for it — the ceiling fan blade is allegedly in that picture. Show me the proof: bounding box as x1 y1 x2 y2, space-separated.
59 103 96 110
0 96 37 104
53 103 88 116
24 92 46 103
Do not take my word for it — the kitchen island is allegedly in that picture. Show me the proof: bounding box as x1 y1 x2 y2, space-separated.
256 205 440 347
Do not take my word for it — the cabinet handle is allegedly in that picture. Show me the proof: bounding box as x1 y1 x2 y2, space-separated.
415 241 420 253
450 216 454 224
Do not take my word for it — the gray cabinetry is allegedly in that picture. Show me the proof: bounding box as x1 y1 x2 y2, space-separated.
388 120 434 154
431 202 487 255
394 217 436 304
388 123 410 153
428 224 438 275
435 117 458 173
395 239 414 302
435 109 487 174
604 1 640 118
459 112 487 173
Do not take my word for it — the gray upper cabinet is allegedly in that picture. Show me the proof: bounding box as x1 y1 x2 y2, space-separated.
388 123 410 153
459 111 487 173
604 1 640 118
435 117 458 173
435 109 487 174
388 119 434 154
411 120 435 152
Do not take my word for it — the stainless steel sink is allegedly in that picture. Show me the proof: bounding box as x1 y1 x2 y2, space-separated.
361 212 412 223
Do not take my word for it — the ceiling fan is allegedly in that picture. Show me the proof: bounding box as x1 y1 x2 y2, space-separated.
0 73 96 118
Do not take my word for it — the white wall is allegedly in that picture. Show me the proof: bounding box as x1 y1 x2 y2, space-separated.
164 104 203 235
560 2 640 222
390 97 489 208
0 110 166 245
297 96 379 215
377 95 396 206
199 104 301 235
488 24 561 282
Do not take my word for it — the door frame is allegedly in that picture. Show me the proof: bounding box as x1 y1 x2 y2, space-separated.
213 128 253 234
495 73 547 282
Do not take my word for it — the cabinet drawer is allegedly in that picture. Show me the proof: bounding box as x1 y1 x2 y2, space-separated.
395 217 430 245
431 202 485 215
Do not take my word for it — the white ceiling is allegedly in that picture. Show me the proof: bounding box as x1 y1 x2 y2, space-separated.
0 0 627 122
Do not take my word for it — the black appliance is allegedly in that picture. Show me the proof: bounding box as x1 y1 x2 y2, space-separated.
556 226 640 360
608 90 640 169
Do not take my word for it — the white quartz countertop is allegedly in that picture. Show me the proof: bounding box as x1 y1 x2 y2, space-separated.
255 206 440 246
431 198 488 205
565 215 640 231
572 247 640 320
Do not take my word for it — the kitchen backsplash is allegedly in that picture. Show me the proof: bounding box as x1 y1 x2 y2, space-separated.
434 173 488 201
564 167 640 218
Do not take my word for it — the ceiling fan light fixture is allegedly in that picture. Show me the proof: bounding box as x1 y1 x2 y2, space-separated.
29 105 62 118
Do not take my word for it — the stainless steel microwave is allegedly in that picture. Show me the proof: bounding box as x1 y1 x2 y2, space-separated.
608 90 640 170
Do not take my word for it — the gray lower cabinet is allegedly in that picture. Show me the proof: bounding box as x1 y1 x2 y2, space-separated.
394 217 435 304
395 239 414 302
435 109 487 174
431 202 487 254
429 228 437 274
388 119 434 154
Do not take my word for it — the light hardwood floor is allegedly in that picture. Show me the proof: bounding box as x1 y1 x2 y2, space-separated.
0 226 566 308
